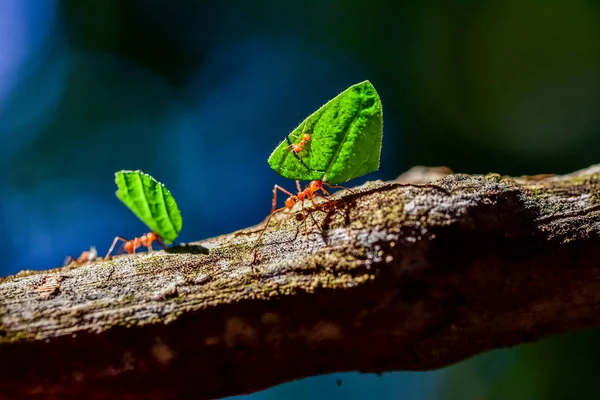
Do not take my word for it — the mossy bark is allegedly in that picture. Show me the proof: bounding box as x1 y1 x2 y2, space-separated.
2 165 600 399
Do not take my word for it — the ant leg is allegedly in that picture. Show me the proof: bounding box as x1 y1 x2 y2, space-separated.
296 180 302 193
290 121 307 140
321 187 333 197
308 212 322 235
255 206 287 245
290 121 308 141
286 121 307 147
272 185 294 214
292 200 308 241
299 147 306 159
257 184 295 234
105 236 129 259
313 192 334 205
292 203 323 241
305 203 323 237
301 199 308 237
315 183 352 201
252 184 298 265
254 184 293 239
324 182 354 194
303 199 325 236
115 244 126 255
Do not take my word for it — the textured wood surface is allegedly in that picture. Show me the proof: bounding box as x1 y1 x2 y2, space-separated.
2 165 600 399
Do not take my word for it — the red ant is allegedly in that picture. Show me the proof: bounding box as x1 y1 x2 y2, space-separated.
287 122 315 159
63 246 100 266
252 180 350 263
105 232 165 259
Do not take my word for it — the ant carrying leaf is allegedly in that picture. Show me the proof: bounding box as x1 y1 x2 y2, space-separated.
106 170 182 258
253 81 381 264
268 80 383 184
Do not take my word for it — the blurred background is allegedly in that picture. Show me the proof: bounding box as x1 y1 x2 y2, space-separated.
1 0 600 398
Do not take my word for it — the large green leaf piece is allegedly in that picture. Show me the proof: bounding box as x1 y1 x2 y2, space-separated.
268 80 383 184
114 170 182 244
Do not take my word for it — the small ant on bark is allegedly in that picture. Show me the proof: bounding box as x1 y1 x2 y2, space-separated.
63 246 100 266
252 179 350 264
105 232 165 259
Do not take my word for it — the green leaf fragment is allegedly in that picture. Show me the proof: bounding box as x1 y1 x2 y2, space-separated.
268 80 383 184
114 170 182 244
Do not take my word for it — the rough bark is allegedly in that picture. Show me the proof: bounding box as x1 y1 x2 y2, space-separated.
2 165 600 399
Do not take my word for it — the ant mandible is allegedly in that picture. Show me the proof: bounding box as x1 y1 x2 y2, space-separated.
105 232 165 259
253 180 349 263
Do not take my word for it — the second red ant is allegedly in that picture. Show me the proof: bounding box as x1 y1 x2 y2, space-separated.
105 232 165 259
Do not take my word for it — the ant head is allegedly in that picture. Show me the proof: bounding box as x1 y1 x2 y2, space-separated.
147 232 159 241
310 180 323 190
142 232 161 246
303 134 311 141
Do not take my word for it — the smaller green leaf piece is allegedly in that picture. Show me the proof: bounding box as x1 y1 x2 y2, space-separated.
114 170 182 244
268 80 383 184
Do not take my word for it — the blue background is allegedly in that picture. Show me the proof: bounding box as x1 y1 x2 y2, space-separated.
2 1 600 398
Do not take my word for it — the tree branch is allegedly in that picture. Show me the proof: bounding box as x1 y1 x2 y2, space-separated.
3 165 600 399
